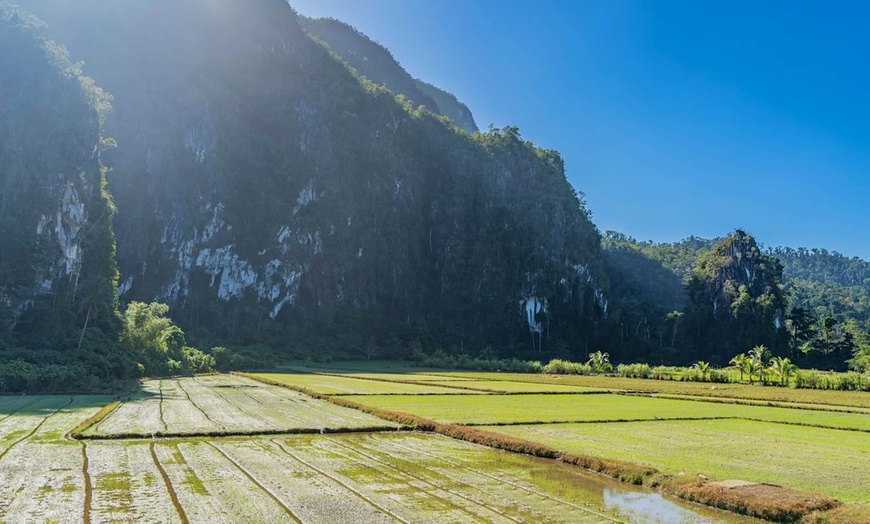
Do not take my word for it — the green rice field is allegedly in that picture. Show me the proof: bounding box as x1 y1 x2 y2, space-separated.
2 365 868 522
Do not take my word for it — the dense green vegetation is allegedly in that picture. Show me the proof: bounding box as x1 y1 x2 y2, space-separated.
300 16 479 133
600 231 870 371
0 8 125 391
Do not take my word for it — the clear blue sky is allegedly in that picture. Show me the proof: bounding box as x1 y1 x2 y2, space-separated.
292 0 870 260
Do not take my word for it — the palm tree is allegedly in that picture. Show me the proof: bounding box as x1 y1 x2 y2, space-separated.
749 345 771 384
744 358 759 385
729 353 748 382
693 360 711 381
769 356 798 387
587 351 613 374
749 344 770 366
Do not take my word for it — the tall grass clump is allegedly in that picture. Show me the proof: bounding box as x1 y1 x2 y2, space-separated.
616 363 651 379
542 359 591 375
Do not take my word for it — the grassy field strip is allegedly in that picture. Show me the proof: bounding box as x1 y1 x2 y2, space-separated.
346 433 743 524
153 441 294 523
0 395 47 423
227 439 403 523
283 369 484 382
89 386 163 437
149 442 189 524
164 379 222 433
87 376 400 438
348 393 870 430
251 372 481 395
301 438 499 523
0 441 85 523
206 442 302 523
87 441 178 522
634 392 870 414
0 397 73 460
0 395 74 442
282 434 616 524
325 436 629 524
305 371 536 395
319 437 526 524
412 380 616 394
31 397 114 443
474 419 870 504
432 371 870 408
380 435 666 523
180 378 266 430
273 434 508 523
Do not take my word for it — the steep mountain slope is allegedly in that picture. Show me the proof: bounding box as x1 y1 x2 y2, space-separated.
0 7 127 390
414 78 479 134
0 8 117 338
21 0 603 357
300 16 478 133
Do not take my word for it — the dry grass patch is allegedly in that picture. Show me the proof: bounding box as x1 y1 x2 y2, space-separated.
671 480 838 522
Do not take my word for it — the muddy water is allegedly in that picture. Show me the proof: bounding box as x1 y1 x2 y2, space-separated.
524 455 763 523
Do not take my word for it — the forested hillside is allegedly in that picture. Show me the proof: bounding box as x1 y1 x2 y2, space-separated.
19 0 603 361
0 8 125 388
601 234 870 370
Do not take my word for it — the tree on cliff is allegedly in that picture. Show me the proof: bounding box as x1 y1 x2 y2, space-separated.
683 230 789 363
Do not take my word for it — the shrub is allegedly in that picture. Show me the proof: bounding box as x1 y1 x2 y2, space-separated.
681 367 706 382
708 369 731 383
543 359 591 375
616 363 652 379
180 346 216 373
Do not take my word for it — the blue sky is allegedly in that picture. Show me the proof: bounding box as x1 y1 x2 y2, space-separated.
292 0 870 260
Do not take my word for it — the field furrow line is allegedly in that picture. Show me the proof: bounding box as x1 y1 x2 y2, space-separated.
270 439 409 524
150 441 190 524
175 379 221 428
388 438 622 523
81 441 92 524
243 389 265 404
0 396 73 461
305 439 491 523
205 441 303 524
323 437 524 524
158 380 168 433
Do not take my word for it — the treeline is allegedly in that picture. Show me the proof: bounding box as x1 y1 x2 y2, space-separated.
599 231 870 372
413 348 870 392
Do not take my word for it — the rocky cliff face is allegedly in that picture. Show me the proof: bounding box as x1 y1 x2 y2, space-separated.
684 230 788 360
0 9 117 333
301 16 479 133
20 0 603 355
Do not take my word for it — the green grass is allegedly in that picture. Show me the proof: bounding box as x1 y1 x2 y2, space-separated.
348 393 870 431
417 380 613 393
431 371 870 408
249 372 484 395
475 419 870 504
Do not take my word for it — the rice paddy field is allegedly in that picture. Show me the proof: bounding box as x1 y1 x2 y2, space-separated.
2 364 868 522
